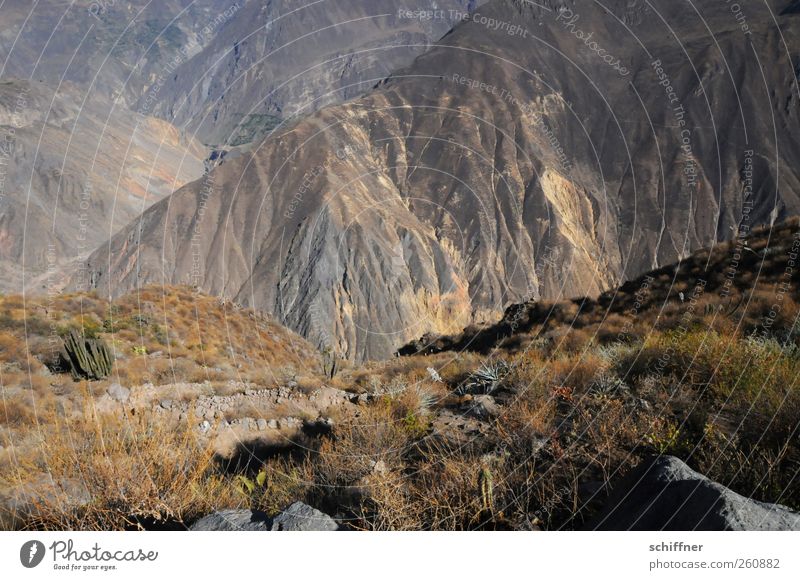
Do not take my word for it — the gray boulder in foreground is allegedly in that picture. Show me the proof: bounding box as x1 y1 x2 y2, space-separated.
270 501 339 531
190 509 272 531
190 502 338 531
588 456 800 531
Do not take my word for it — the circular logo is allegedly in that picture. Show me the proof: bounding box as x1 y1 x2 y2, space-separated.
20 540 46 568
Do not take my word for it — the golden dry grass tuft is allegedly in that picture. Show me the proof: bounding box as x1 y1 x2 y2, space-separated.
1 400 241 530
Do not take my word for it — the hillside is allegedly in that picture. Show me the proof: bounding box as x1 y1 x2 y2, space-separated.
401 218 800 355
0 285 321 392
0 284 327 529
3 222 798 530
80 0 800 361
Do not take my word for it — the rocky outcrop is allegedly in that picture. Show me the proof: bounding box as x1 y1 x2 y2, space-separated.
588 456 800 531
81 0 800 360
190 509 272 531
190 502 338 531
270 502 340 531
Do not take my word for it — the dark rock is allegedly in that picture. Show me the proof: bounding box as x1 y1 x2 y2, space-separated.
463 394 501 420
587 456 800 530
190 509 272 531
302 417 333 437
270 501 339 531
190 502 338 531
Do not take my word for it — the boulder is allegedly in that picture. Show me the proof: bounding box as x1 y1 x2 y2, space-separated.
190 502 339 531
106 383 130 403
1 479 91 530
270 501 339 531
587 455 800 530
464 395 500 420
190 509 272 531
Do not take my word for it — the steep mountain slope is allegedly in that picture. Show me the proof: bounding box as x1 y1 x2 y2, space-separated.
147 0 484 146
0 0 483 147
0 0 227 292
0 80 206 293
0 0 229 108
0 0 483 293
83 0 800 360
399 217 800 356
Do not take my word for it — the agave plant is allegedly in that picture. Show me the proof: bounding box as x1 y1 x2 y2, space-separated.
588 374 628 397
410 383 438 414
457 360 510 395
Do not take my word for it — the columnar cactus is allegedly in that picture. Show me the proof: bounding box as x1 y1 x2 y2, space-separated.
60 329 113 380
321 347 339 379
479 466 494 515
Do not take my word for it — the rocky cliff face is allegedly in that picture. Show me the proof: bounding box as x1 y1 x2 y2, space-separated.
0 0 483 147
0 80 206 293
82 0 800 360
144 0 484 147
2 1 477 293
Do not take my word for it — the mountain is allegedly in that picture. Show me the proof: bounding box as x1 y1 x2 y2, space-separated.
0 0 228 108
0 79 206 293
0 1 477 293
0 0 482 147
0 0 225 292
81 0 800 360
143 0 484 147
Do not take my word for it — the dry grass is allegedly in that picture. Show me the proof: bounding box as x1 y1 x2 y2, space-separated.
1 398 241 530
2 223 800 530
3 305 798 529
0 285 325 530
0 285 322 391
